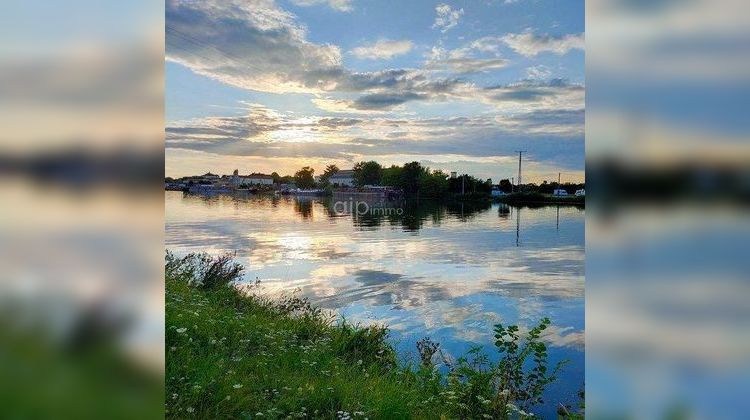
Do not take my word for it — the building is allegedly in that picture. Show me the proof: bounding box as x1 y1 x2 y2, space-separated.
200 172 220 182
246 174 274 185
553 188 568 196
228 170 274 186
329 169 355 187
574 189 585 197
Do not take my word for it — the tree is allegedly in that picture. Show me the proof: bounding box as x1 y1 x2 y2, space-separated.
271 172 281 184
353 161 383 187
419 170 449 197
294 166 315 189
319 164 339 185
381 165 403 187
498 179 512 193
400 161 424 194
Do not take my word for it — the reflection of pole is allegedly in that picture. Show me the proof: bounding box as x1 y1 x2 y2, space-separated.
461 175 465 195
516 206 521 247
556 205 560 231
511 177 514 193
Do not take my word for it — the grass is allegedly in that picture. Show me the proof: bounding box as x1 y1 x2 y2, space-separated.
166 252 583 419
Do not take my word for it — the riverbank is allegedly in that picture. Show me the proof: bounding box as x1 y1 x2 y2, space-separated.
166 252 583 419
494 192 585 206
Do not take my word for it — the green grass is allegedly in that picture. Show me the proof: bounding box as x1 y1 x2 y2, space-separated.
166 252 583 419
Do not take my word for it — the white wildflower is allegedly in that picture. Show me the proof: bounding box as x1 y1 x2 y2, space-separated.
176 328 187 334
233 384 243 389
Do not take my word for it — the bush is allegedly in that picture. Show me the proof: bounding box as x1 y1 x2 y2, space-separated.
165 251 243 289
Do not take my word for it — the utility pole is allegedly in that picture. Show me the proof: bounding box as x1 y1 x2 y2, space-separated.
461 174 465 195
510 177 514 193
515 151 526 189
558 172 561 184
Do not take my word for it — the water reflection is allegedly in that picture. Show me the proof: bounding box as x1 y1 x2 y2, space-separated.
165 191 585 417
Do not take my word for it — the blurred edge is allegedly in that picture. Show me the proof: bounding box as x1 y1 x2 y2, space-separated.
0 0 164 418
2 0 750 418
587 0 750 418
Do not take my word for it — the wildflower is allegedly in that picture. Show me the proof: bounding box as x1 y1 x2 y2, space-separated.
171 393 178 400
186 407 195 413
256 413 264 417
356 359 363 365
176 328 187 334
233 384 243 389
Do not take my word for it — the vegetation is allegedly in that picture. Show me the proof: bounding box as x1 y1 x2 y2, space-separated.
319 165 340 186
352 161 383 187
293 166 316 189
166 252 583 419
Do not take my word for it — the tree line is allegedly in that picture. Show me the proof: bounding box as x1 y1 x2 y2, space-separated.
282 161 494 198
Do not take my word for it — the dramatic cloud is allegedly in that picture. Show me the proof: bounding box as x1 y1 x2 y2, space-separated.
289 0 353 12
351 39 414 60
502 31 584 57
167 0 462 101
432 4 464 33
166 102 583 165
166 0 345 93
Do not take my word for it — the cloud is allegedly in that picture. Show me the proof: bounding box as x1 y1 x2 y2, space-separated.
432 4 464 33
289 0 353 12
502 31 584 57
352 92 427 110
166 102 583 165
166 0 345 93
483 78 585 111
525 65 552 80
351 39 414 60
426 37 509 74
167 0 462 100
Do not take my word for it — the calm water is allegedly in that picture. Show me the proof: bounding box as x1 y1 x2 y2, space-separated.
165 191 584 416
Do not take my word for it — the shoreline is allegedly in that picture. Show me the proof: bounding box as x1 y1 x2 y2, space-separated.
166 252 584 419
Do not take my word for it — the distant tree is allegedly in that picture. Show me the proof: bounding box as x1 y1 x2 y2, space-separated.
294 166 315 189
353 161 383 187
381 165 403 187
419 170 449 197
400 161 424 194
498 179 513 193
319 164 339 185
271 172 281 184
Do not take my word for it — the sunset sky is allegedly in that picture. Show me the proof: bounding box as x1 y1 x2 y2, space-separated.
165 0 584 183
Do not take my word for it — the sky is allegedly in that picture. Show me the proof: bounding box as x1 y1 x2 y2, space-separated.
165 0 584 183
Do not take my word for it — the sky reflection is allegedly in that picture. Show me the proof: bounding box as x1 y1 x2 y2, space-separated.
165 191 584 416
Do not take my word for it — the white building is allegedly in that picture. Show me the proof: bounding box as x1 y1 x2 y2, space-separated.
230 170 274 186
553 188 569 196
329 169 355 187
246 174 274 185
574 189 585 197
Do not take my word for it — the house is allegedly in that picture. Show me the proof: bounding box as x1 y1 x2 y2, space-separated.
228 170 274 186
246 173 274 185
553 188 568 196
329 169 355 187
200 172 220 182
